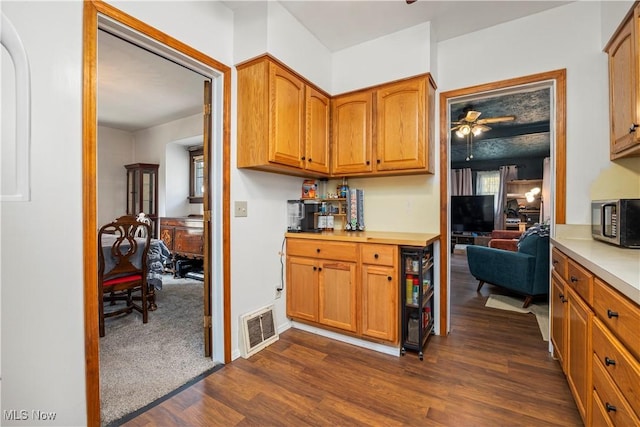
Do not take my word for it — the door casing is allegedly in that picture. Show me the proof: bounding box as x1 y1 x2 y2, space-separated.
82 1 232 426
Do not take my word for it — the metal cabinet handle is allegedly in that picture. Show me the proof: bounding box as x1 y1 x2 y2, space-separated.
374 253 379 259
629 123 639 133
301 156 306 160
387 276 392 281
607 309 619 318
318 267 322 272
570 276 578 283
316 248 321 253
604 357 616 366
313 266 317 271
308 158 312 163
605 403 617 412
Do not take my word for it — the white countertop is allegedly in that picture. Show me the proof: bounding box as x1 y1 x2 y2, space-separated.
552 225 640 305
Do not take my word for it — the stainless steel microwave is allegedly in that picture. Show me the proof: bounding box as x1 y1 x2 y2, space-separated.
591 199 640 248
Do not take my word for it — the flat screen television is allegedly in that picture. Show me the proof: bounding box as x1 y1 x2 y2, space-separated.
451 195 495 234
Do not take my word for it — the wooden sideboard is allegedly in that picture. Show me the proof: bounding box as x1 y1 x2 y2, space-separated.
159 216 204 259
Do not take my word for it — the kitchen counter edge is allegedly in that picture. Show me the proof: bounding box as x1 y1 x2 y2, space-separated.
551 230 640 305
285 231 440 247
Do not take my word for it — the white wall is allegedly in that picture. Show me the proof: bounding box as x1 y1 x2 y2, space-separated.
437 1 627 225
1 2 86 425
164 143 193 217
97 126 134 227
133 113 203 218
332 22 433 94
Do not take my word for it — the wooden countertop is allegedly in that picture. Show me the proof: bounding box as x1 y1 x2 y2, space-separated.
552 225 640 305
285 230 440 247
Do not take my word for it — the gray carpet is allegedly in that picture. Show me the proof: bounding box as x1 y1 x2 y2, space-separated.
99 275 216 426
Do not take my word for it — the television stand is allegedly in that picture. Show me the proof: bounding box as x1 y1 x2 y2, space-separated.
451 232 491 253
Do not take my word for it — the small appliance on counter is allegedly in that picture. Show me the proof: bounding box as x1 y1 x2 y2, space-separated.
287 199 321 232
591 199 640 248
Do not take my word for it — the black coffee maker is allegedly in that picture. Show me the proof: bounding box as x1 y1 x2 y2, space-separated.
287 199 321 232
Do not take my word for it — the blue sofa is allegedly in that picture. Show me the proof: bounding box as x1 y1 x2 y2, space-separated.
466 232 550 307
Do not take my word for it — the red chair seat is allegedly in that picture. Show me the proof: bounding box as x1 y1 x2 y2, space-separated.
104 274 143 287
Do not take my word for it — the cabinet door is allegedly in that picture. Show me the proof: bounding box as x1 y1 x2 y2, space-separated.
551 272 567 369
318 261 357 332
331 91 373 175
304 86 330 174
566 286 592 424
375 76 428 171
286 257 318 322
269 62 305 168
361 264 397 343
608 13 640 157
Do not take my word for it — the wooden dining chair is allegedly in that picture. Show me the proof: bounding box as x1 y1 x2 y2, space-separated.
98 215 152 337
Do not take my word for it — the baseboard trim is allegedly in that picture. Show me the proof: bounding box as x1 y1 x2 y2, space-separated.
291 321 400 357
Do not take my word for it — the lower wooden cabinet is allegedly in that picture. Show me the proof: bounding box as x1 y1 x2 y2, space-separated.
286 256 319 322
551 271 567 369
566 285 593 423
318 260 357 332
286 237 400 344
552 246 640 426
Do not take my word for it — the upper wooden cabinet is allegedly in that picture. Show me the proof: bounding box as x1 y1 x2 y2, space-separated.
237 55 330 176
237 54 437 178
332 74 436 177
331 90 374 175
305 86 331 174
376 76 434 173
606 5 640 159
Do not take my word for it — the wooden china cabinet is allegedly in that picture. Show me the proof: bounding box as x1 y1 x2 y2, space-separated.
125 163 159 236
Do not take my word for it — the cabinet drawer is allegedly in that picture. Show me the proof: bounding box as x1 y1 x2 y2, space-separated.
592 353 640 427
567 258 593 304
360 244 397 267
551 247 568 281
593 278 640 361
593 317 640 417
592 390 615 427
287 239 358 262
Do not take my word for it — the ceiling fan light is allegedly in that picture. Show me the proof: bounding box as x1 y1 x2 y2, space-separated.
530 187 541 195
472 126 482 136
460 124 471 136
455 130 464 138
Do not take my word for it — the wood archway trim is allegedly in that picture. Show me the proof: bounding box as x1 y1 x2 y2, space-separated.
82 1 232 425
437 69 567 336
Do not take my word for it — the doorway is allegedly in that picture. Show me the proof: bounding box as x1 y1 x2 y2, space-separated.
82 2 231 426
437 70 567 336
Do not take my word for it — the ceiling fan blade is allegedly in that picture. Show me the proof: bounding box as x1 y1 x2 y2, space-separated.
477 115 516 124
474 124 492 133
450 125 461 132
464 110 482 122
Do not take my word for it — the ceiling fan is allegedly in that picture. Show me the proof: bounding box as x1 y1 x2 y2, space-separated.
450 107 516 138
451 107 516 161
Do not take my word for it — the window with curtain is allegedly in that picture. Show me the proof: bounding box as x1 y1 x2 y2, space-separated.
476 170 500 210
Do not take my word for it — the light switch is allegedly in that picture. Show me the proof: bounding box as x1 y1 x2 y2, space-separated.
234 201 248 217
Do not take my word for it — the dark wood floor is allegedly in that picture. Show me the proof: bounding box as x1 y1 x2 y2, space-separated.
123 249 582 426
